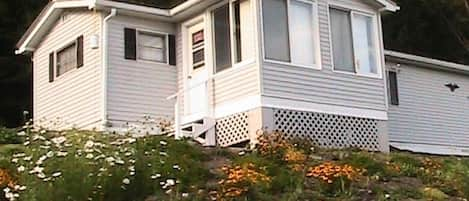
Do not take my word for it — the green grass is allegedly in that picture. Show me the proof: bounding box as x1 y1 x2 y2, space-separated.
1 130 469 201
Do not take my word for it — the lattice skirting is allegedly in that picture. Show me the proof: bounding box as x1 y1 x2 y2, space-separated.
273 109 381 151
216 112 250 147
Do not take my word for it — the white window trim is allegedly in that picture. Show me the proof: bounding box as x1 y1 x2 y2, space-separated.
54 39 78 79
328 3 383 79
260 0 322 70
135 28 171 65
210 0 256 75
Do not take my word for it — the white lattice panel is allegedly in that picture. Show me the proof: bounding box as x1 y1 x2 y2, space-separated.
274 109 380 151
216 113 250 147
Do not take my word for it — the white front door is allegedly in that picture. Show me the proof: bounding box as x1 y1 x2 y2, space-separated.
185 21 208 121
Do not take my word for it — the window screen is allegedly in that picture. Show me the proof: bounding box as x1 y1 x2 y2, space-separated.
138 32 166 63
388 71 399 105
330 8 355 73
57 43 77 77
262 0 290 62
214 4 232 72
352 13 377 74
290 0 315 66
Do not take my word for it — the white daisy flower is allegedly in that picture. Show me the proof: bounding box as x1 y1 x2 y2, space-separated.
52 172 62 177
17 166 25 172
122 178 130 185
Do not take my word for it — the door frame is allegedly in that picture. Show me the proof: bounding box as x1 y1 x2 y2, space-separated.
181 14 213 123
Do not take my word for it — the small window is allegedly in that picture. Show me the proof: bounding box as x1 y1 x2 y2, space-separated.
262 0 318 67
138 31 167 63
57 43 77 77
388 71 399 105
330 7 379 76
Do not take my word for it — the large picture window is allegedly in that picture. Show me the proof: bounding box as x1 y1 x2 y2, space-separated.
262 0 318 67
330 7 379 76
213 0 255 73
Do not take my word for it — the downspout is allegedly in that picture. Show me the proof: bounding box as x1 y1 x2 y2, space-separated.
102 8 117 131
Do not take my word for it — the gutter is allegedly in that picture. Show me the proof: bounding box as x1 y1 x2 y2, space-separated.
102 8 117 130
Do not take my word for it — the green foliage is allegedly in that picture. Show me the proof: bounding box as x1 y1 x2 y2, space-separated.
4 130 212 201
0 128 21 145
390 153 423 177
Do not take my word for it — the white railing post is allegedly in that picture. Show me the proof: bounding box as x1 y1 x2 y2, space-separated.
174 95 181 139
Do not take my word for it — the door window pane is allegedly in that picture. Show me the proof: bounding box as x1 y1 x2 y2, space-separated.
290 0 315 66
262 0 290 62
352 13 377 74
214 4 232 72
330 8 355 73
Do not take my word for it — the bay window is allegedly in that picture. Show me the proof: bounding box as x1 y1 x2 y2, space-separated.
262 0 318 67
330 7 380 76
213 0 254 73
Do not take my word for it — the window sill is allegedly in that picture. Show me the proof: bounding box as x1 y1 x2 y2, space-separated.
213 59 256 79
264 59 321 70
332 69 382 79
135 59 173 66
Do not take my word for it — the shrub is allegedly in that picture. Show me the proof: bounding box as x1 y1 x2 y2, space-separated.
0 128 21 145
217 163 271 200
5 130 212 201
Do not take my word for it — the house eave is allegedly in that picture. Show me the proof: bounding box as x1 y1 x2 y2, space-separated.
385 50 469 75
15 0 96 55
376 0 400 12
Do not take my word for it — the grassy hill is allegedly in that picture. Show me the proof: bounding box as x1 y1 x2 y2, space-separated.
0 129 468 201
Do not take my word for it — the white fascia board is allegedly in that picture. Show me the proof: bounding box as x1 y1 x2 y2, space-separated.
95 0 170 16
385 50 469 74
16 0 94 55
262 96 388 120
391 142 469 156
376 0 400 12
169 0 205 16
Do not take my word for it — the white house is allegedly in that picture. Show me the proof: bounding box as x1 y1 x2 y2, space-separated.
15 0 469 155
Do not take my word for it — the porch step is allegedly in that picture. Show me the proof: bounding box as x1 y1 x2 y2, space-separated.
181 117 216 146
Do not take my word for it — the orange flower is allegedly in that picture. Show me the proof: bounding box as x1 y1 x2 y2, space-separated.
306 162 363 184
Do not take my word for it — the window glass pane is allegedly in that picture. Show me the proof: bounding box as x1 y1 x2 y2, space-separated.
290 0 315 66
138 32 166 62
57 43 76 76
214 4 232 72
330 8 355 72
352 13 377 74
388 71 399 105
262 0 290 62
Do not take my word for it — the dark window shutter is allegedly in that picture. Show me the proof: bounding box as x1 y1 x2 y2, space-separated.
49 52 54 82
124 28 137 60
77 35 84 68
168 34 176 66
388 71 399 105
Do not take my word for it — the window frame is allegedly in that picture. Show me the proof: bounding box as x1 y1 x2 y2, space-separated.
55 39 78 78
210 0 256 74
328 4 383 79
260 0 321 70
387 70 399 106
135 28 170 65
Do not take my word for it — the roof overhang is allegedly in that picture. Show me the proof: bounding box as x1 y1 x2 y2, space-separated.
375 0 400 12
16 0 399 55
385 50 469 75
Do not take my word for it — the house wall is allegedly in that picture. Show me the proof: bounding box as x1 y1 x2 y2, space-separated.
106 15 177 127
33 9 103 130
387 62 469 149
260 0 388 117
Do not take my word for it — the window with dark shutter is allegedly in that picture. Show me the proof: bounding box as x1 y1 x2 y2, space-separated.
49 52 54 82
124 28 137 60
77 35 84 68
388 71 399 105
168 34 176 66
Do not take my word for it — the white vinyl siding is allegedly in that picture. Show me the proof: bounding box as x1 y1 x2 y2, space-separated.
387 62 469 149
33 9 103 130
107 15 177 126
262 0 319 68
